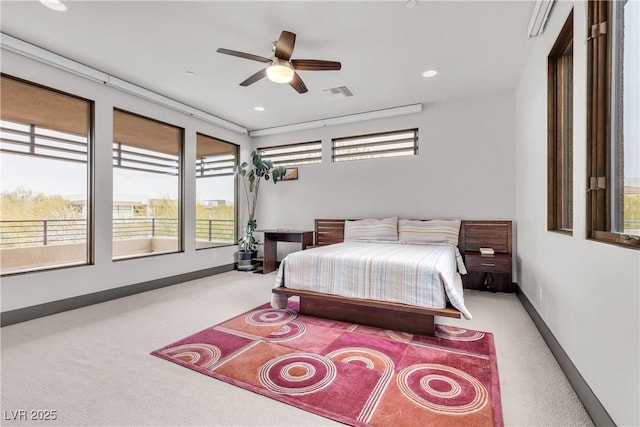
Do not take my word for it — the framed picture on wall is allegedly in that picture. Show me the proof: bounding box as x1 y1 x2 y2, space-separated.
282 167 298 181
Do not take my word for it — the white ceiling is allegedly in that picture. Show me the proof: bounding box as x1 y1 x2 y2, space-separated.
0 1 536 132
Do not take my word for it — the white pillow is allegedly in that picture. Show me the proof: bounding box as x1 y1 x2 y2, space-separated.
398 219 461 246
343 217 398 242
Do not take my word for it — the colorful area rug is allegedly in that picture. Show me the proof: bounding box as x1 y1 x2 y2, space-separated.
151 302 503 426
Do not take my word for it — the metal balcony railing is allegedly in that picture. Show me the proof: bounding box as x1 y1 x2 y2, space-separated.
195 219 235 242
0 218 235 248
0 219 87 247
112 217 178 240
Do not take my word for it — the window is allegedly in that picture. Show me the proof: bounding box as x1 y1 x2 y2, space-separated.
587 0 639 248
112 109 183 259
548 10 574 233
0 75 93 274
258 141 322 167
332 129 418 162
195 133 237 249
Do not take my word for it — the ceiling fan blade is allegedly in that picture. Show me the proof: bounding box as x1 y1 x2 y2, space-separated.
216 48 271 63
274 31 296 61
291 59 342 71
239 69 267 86
289 72 308 94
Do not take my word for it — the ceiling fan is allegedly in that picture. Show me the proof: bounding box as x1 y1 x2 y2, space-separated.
216 30 342 94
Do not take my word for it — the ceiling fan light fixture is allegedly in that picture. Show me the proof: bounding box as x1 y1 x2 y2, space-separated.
39 0 67 11
266 59 294 83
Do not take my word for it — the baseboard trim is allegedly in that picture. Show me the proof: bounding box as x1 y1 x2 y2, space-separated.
1 264 235 327
515 284 616 427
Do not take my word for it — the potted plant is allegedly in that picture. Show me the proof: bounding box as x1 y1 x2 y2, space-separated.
234 150 286 271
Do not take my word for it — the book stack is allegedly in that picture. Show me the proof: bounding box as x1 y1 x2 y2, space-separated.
479 247 495 255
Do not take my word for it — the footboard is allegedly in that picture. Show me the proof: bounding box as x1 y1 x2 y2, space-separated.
272 287 460 336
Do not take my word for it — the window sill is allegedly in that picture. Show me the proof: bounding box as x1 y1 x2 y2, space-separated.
548 229 573 236
590 231 640 250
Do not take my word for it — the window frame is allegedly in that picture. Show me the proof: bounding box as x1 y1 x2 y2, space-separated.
547 10 574 234
258 141 322 167
331 128 419 163
0 74 95 276
586 0 639 249
112 108 185 260
195 132 239 250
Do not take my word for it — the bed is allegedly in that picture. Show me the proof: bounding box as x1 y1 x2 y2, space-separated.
271 217 488 336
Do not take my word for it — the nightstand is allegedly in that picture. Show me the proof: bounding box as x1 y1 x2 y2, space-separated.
459 220 514 293
465 252 512 292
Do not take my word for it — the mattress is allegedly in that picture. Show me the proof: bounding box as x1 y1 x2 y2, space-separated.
272 241 472 319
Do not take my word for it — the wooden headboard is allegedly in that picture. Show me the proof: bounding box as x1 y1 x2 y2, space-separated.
314 219 349 246
313 219 512 256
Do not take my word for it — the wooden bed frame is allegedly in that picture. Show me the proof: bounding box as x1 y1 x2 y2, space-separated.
272 219 512 336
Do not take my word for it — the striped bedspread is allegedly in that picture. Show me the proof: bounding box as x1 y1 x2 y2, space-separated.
272 242 472 319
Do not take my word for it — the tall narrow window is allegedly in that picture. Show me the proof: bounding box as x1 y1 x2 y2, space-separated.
112 109 183 259
548 11 574 233
0 75 93 275
587 0 639 248
195 133 237 249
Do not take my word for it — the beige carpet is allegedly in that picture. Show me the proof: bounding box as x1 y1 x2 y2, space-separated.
0 271 593 426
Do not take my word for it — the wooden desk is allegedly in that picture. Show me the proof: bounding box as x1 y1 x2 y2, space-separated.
260 230 314 273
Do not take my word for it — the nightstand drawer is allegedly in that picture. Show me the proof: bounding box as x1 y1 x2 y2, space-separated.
465 254 511 274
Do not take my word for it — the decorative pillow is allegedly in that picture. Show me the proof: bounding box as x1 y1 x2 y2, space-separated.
398 219 461 246
343 217 398 242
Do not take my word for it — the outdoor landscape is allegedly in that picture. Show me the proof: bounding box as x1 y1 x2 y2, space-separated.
0 189 235 273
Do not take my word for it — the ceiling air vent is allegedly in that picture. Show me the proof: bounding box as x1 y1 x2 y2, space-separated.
322 86 354 99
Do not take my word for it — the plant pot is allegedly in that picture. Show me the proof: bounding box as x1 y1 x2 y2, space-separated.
236 250 256 271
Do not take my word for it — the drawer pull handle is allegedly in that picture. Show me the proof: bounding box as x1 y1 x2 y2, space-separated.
481 263 496 267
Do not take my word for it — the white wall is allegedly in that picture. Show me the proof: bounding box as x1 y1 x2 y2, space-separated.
515 3 640 425
0 51 250 312
252 93 517 234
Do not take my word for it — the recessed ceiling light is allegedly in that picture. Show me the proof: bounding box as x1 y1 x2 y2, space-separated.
422 70 438 78
39 0 67 12
186 71 196 77
254 106 265 112
406 0 418 8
